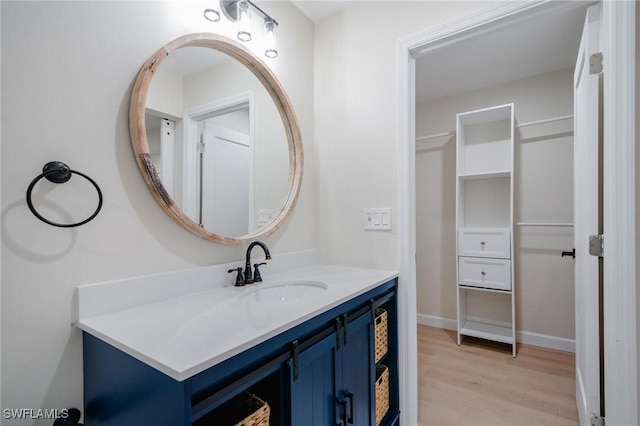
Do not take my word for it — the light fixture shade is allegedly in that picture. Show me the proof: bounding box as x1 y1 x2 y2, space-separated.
236 0 252 42
203 8 221 22
264 19 278 58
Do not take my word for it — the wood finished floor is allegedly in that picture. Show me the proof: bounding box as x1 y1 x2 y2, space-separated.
417 325 579 426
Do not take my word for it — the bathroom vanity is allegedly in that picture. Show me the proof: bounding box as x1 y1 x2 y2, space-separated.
78 263 399 425
100 30 402 425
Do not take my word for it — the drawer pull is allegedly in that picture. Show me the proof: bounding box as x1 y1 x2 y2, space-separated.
480 241 485 246
481 271 486 276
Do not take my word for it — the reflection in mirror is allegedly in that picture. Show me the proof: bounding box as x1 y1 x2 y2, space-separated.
144 46 289 238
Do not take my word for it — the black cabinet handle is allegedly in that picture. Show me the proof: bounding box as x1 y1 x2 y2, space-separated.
337 398 347 426
345 391 354 424
342 314 348 345
292 340 299 381
335 317 342 350
561 249 576 259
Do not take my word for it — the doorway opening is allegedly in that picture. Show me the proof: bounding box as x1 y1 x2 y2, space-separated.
395 1 637 424
412 5 589 422
413 4 588 350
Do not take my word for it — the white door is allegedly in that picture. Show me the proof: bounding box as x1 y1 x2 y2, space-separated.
201 122 251 236
573 4 602 425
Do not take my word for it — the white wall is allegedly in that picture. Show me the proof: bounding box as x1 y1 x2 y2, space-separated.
416 69 576 343
147 68 184 118
636 6 640 422
0 1 315 424
314 1 490 269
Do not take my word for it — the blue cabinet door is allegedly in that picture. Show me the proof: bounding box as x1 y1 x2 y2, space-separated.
290 333 338 426
341 313 372 426
290 312 373 426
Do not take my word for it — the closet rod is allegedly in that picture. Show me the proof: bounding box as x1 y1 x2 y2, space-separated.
415 131 455 142
516 222 574 227
415 114 574 142
516 114 574 128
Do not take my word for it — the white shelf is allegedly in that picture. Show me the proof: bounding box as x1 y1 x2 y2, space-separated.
460 320 514 344
458 170 511 180
457 103 513 126
459 285 512 294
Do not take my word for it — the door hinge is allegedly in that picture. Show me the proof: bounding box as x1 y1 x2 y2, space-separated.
198 132 206 153
591 414 604 426
589 234 604 257
590 52 603 74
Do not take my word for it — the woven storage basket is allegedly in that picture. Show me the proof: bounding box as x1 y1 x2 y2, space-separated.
374 308 389 363
375 365 390 426
198 391 269 426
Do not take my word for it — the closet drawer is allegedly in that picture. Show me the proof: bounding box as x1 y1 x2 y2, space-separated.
458 228 510 259
458 257 511 291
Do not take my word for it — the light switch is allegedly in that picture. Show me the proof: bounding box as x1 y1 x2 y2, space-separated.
257 209 275 228
364 208 391 230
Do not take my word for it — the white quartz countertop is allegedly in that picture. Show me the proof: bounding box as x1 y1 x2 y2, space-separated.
77 264 397 381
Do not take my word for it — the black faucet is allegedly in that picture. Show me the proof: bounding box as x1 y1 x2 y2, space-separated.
244 241 271 284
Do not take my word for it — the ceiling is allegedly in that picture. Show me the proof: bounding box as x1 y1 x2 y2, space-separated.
160 46 228 77
291 1 589 104
291 0 359 22
415 4 590 103
164 2 590 105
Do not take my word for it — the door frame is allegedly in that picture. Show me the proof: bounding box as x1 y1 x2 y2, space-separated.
396 1 636 425
601 2 637 424
182 91 255 223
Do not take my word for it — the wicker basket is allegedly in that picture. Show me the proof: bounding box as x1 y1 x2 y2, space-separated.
196 391 269 426
375 365 390 426
374 308 389 363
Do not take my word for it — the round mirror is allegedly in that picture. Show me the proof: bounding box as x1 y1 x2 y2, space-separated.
130 33 303 244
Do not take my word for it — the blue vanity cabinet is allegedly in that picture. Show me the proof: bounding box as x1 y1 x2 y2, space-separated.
341 313 374 426
289 312 372 426
83 278 398 426
289 328 339 425
83 333 191 425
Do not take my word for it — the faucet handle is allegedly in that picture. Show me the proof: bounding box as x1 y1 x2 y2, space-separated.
253 262 267 283
227 267 245 287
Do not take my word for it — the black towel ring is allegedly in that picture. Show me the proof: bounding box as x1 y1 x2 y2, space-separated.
26 161 103 228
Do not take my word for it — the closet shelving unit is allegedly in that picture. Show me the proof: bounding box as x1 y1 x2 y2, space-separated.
455 103 516 357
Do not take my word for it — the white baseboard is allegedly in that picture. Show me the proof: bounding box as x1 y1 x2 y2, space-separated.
417 313 457 330
417 313 575 353
517 330 575 353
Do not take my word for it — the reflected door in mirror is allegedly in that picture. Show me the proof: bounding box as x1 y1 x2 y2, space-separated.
200 117 250 235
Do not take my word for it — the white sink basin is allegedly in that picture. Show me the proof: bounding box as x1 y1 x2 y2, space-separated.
241 280 328 303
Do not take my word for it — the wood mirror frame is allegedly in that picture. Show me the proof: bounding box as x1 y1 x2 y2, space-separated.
129 33 303 244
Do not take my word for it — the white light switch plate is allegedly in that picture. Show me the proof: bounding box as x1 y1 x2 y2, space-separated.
364 208 391 230
257 209 275 228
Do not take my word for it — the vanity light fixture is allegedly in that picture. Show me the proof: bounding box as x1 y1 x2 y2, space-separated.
264 18 278 58
236 0 252 41
205 0 279 58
